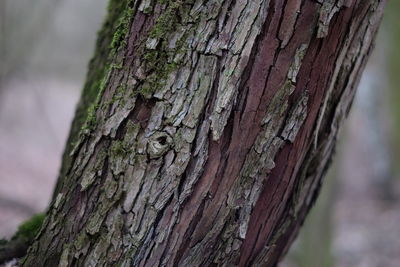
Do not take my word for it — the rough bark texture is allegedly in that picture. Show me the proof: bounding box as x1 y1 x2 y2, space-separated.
23 0 386 266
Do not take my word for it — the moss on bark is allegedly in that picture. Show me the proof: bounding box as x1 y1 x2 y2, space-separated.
21 0 387 266
53 0 135 197
0 213 45 264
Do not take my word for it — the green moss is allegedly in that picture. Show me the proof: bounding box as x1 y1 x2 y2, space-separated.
138 1 197 97
72 0 137 135
54 0 138 197
110 1 135 54
57 0 197 191
74 232 90 251
77 0 136 135
77 0 133 124
111 62 123 70
139 60 179 97
13 213 45 242
143 6 153 14
110 141 127 157
148 2 180 39
81 103 98 134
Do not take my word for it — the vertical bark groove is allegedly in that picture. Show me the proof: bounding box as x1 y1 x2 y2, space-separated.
22 0 386 266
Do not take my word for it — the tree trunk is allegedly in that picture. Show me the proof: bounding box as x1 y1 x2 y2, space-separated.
22 0 386 266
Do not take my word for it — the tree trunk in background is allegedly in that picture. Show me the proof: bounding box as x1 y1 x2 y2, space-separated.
0 0 63 87
386 1 400 183
22 0 386 266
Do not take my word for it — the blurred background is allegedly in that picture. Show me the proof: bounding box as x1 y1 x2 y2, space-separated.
0 1 399 266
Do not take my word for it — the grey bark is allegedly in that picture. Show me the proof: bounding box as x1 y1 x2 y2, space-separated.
22 0 386 266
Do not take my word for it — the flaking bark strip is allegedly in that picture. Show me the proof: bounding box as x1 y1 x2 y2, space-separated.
21 0 386 266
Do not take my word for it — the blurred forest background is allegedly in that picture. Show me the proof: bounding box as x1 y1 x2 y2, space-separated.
0 1 399 266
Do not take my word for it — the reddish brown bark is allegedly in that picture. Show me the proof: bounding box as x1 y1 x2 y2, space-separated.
22 0 386 266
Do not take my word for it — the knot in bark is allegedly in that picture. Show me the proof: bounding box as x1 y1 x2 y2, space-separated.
148 131 172 159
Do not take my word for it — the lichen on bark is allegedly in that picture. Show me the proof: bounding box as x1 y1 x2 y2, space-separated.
22 0 387 266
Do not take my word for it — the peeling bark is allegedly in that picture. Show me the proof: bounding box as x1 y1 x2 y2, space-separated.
22 0 386 266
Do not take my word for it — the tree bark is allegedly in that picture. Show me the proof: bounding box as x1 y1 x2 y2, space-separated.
22 0 386 266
